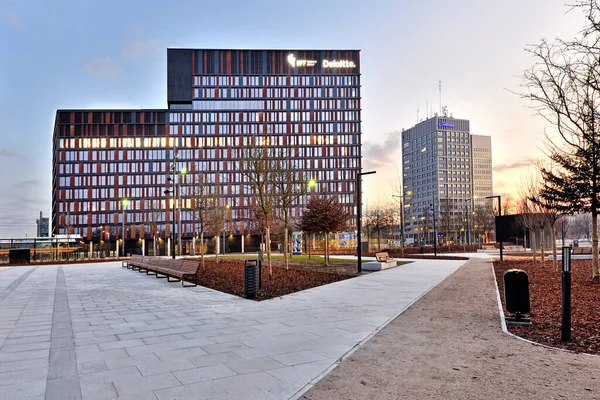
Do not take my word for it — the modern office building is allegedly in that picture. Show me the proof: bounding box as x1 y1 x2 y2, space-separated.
36 211 49 237
401 115 492 244
52 49 362 254
471 134 493 205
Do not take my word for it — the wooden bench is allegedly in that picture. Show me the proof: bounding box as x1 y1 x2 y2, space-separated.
375 252 395 263
481 245 495 250
573 247 592 255
504 245 525 252
124 255 200 287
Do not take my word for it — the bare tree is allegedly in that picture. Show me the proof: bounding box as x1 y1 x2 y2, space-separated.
144 199 161 256
205 182 227 264
273 149 310 270
520 1 600 280
241 135 279 279
557 214 571 246
364 204 395 252
527 164 563 272
438 198 454 250
473 204 495 246
189 173 212 268
60 210 73 259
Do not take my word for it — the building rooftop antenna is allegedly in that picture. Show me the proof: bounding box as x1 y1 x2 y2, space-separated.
439 80 442 115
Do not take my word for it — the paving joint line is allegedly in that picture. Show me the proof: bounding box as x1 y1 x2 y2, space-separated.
45 267 83 400
0 267 36 303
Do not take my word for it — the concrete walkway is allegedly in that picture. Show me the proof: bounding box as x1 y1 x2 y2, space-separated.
302 257 600 400
0 258 466 400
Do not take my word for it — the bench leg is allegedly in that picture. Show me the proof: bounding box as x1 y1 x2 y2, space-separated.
146 270 157 276
167 276 181 283
138 268 147 273
181 276 197 287
156 273 167 279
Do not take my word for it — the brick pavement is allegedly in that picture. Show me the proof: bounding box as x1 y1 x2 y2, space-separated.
0 258 466 399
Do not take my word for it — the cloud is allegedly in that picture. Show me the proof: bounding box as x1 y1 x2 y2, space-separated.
81 57 121 78
13 179 42 189
2 10 22 28
120 25 161 62
493 157 536 173
0 149 24 159
362 130 402 171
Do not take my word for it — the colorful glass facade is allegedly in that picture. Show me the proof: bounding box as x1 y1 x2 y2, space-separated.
52 49 362 251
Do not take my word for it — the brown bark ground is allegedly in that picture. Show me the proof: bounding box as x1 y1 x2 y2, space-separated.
495 259 600 354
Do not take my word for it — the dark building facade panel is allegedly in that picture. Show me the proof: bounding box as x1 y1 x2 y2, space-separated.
167 49 193 107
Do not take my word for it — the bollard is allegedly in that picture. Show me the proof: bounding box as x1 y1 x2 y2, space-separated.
561 246 572 341
244 259 259 299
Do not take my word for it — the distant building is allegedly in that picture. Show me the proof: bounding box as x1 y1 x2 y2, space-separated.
401 115 492 244
36 211 49 237
471 135 493 206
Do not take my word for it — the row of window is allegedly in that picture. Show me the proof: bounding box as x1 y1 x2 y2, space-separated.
58 133 361 151
57 155 359 180
168 110 360 123
191 99 360 111
194 75 359 87
194 87 359 99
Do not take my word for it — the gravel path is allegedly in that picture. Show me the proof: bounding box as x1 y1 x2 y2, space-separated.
302 257 600 400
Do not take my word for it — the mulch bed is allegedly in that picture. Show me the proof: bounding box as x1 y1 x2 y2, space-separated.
494 259 600 355
196 258 354 301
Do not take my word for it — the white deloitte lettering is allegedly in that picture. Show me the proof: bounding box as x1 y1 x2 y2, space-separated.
323 60 356 68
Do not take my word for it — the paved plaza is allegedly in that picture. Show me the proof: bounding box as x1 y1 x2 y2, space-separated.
0 258 466 400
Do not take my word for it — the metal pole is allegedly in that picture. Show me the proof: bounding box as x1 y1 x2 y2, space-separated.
561 246 572 341
122 206 125 257
432 196 437 257
177 181 182 256
171 160 176 259
499 196 503 261
357 173 362 274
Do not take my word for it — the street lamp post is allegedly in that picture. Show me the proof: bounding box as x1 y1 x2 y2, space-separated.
392 194 406 256
431 196 437 257
486 195 503 261
357 170 376 274
164 153 179 259
178 168 187 256
121 198 129 257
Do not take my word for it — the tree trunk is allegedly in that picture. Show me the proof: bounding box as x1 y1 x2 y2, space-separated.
540 228 545 268
532 229 537 262
377 231 381 252
308 233 312 260
283 225 289 270
552 225 558 273
592 212 599 281
325 232 329 266
266 226 272 279
215 235 219 264
153 236 157 256
200 231 204 269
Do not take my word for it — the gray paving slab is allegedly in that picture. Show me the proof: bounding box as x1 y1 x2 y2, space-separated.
0 258 466 399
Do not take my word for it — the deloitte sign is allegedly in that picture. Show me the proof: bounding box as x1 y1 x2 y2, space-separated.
287 54 356 69
323 59 356 68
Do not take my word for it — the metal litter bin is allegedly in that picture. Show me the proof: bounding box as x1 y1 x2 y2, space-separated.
504 269 531 323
